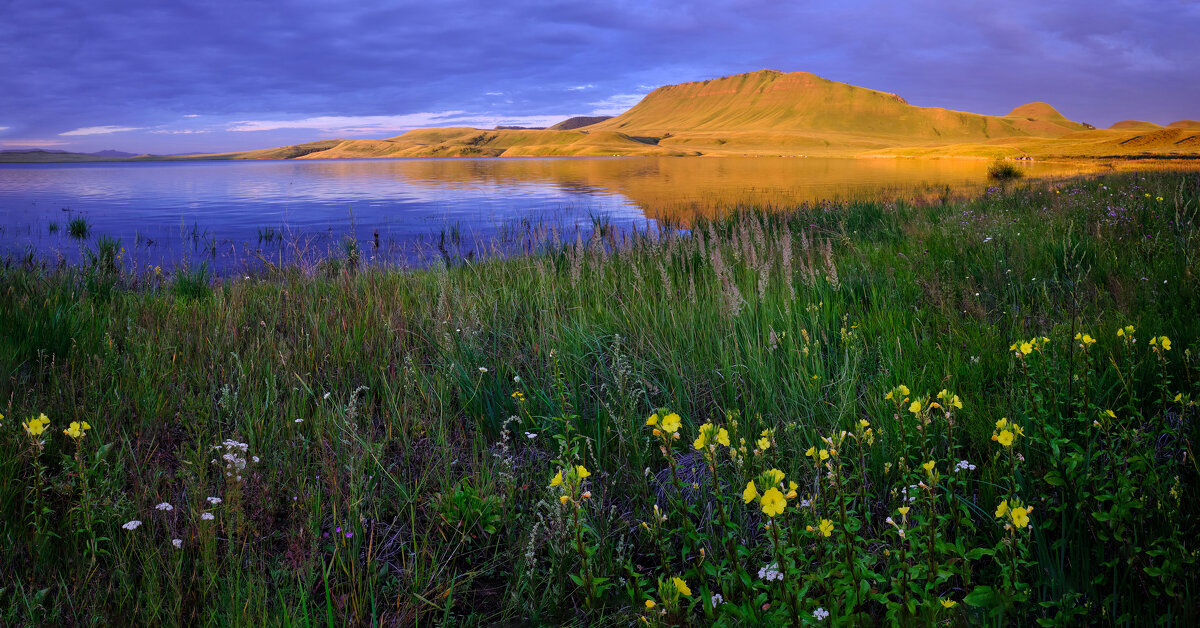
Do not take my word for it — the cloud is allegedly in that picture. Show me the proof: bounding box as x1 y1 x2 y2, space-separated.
228 111 567 133
150 129 211 134
588 93 646 115
59 125 143 136
183 114 200 118
0 139 70 147
0 126 9 132
567 84 595 91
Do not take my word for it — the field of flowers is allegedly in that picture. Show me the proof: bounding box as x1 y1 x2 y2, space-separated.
1 170 1198 626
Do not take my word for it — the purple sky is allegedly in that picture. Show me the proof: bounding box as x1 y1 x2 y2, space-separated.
3 0 1198 155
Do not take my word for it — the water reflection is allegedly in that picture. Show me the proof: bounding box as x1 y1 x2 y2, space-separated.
0 157 1095 272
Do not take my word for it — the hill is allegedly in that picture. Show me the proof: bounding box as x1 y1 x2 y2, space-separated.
548 115 613 130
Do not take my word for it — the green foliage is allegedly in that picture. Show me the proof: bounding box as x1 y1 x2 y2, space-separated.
68 216 90 239
0 170 1198 625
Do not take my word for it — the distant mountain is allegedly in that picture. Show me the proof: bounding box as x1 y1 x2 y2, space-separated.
548 115 613 130
90 149 138 157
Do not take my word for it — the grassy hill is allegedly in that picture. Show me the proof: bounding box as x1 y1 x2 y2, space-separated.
6 70 1194 162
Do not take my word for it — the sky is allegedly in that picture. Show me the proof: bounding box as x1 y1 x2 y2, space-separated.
3 0 1199 155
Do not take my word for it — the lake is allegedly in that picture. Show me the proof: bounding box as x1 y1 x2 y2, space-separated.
0 156 1096 273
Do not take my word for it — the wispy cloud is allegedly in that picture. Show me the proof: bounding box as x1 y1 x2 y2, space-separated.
228 112 567 134
588 93 646 115
183 114 200 118
59 125 142 136
567 84 595 91
150 129 211 134
0 139 71 147
0 126 9 132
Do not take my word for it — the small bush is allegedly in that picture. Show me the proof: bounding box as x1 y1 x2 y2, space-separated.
987 160 1024 181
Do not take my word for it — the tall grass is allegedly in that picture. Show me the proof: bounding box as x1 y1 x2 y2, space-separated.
0 170 1197 625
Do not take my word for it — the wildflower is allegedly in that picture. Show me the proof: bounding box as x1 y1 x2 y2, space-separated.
511 391 525 403
1020 342 1033 355
759 487 787 517
711 593 724 607
345 532 353 539
122 520 142 531
995 500 1009 519
525 431 537 439
922 460 935 473
576 465 591 480
897 506 910 518
172 539 182 549
1011 505 1030 528
1105 409 1116 419
645 413 658 426
478 366 488 373
201 512 214 521
940 599 957 608
63 420 91 439
156 502 174 511
672 577 691 597
764 468 785 486
813 607 830 620
818 519 834 537
1150 336 1172 351
954 460 976 472
757 563 783 581
757 435 771 450
560 495 570 505
937 389 963 409
996 430 1014 447
550 470 563 487
206 496 222 505
908 400 922 414
660 413 682 434
785 481 798 499
645 600 656 609
1117 325 1135 338
581 491 592 500
23 413 50 437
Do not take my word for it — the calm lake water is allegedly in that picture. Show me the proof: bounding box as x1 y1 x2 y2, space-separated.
0 157 1094 273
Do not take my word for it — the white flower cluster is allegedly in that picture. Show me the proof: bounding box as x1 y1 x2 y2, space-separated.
206 496 222 505
122 520 142 530
211 439 255 481
710 593 724 608
155 502 174 511
954 459 977 472
757 563 783 581
813 607 830 620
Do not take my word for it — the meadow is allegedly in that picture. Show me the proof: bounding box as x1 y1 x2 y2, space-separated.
1 169 1198 626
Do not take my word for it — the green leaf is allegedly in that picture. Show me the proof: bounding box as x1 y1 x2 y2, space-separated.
964 585 999 608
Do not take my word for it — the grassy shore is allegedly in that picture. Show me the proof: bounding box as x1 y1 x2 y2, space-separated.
2 171 1198 626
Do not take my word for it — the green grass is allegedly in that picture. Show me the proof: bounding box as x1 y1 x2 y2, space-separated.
1 170 1198 625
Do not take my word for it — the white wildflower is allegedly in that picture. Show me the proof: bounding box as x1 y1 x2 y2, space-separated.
201 512 215 521
122 520 142 530
172 539 182 549
206 497 222 505
813 607 830 620
155 502 173 511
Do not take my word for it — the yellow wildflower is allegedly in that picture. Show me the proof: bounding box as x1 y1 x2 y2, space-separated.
818 519 834 537
550 470 563 487
717 428 730 447
997 429 1014 447
63 420 91 439
764 469 785 486
645 600 655 609
560 495 570 505
672 577 691 597
859 419 870 430
897 506 910 517
1020 342 1033 355
818 449 829 460
940 599 957 608
661 413 681 434
805 446 816 457
1105 409 1116 419
995 499 1009 518
786 481 798 499
908 400 922 414
760 488 787 518
23 413 50 437
1011 505 1030 528
922 460 935 473
646 413 658 426
575 465 591 480
743 480 759 503
995 417 1008 429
